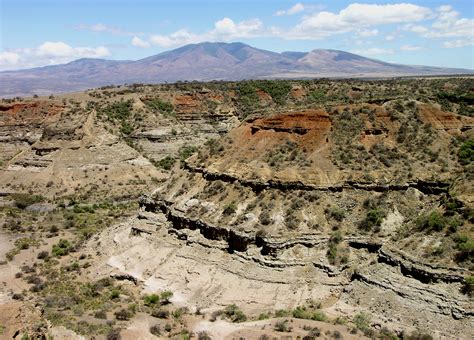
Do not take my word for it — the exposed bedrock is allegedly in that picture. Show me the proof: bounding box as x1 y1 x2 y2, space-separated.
139 196 469 287
128 199 473 328
183 162 450 195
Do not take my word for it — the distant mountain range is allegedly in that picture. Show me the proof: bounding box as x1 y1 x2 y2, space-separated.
1 42 472 97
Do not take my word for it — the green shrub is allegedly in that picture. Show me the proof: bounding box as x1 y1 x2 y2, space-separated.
145 98 174 116
458 139 473 165
120 121 133 135
416 211 445 232
223 202 237 215
360 209 386 231
205 138 224 155
223 304 247 323
257 80 292 105
157 156 175 170
99 100 133 120
179 145 198 162
353 312 371 335
311 311 327 321
454 235 474 262
292 306 312 319
160 290 173 304
275 309 291 317
110 290 121 300
114 308 132 320
292 305 326 321
144 293 160 306
462 276 474 296
52 239 72 257
12 193 44 209
327 207 345 221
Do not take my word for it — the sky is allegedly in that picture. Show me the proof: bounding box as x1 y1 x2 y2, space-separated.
0 0 473 71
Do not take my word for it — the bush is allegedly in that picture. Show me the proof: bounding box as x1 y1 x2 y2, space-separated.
293 306 313 319
120 121 133 135
416 211 445 232
455 235 474 262
114 308 132 320
292 305 326 321
275 309 291 317
458 139 473 165
157 156 175 171
150 325 161 336
257 80 292 105
160 290 173 304
274 320 290 332
12 193 44 209
107 329 121 340
223 304 247 323
51 239 72 257
327 207 345 221
353 312 371 335
151 308 169 319
179 145 198 162
308 327 321 337
110 289 121 300
99 100 133 121
94 310 107 319
145 98 174 116
144 293 160 306
360 209 386 231
223 202 237 215
312 311 327 321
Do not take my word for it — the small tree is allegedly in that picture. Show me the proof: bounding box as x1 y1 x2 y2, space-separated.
160 290 173 305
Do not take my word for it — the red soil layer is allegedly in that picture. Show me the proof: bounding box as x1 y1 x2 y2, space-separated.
0 102 63 126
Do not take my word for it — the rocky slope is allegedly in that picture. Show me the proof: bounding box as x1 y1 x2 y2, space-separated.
0 77 473 339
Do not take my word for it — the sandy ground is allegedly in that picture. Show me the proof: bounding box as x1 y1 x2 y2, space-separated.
0 232 14 262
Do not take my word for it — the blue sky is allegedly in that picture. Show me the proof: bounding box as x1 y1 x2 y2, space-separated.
1 0 473 70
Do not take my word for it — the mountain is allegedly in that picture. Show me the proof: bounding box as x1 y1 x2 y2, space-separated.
1 42 472 97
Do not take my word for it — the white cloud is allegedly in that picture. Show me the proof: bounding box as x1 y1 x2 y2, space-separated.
36 41 110 58
289 3 432 39
74 23 134 36
400 44 422 51
443 39 474 48
404 6 473 40
403 24 429 34
275 3 305 16
352 47 395 56
385 34 396 41
148 18 264 48
150 29 200 48
146 4 405 46
437 5 453 13
0 51 21 66
0 42 111 71
358 29 379 37
132 36 151 48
